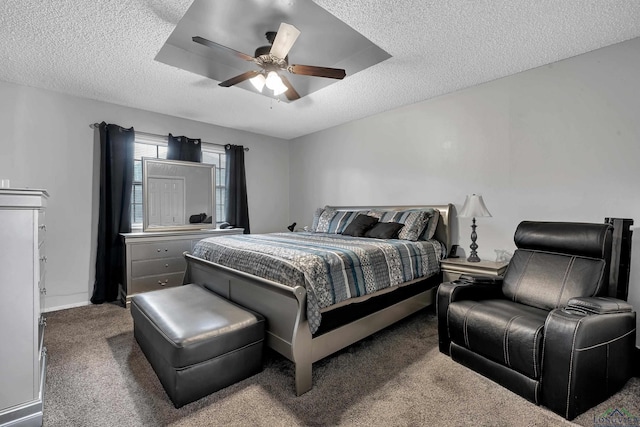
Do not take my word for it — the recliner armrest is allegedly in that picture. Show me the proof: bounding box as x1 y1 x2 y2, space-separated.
436 279 505 354
459 274 504 286
541 307 636 419
565 296 633 315
437 280 505 311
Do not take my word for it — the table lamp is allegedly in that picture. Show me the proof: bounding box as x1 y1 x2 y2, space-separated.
459 194 492 262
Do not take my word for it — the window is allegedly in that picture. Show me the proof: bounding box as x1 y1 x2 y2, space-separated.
131 135 226 228
201 150 227 226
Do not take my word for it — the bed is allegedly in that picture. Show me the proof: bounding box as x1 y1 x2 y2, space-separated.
183 204 453 395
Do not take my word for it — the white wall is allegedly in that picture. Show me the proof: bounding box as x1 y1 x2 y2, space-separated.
290 37 640 262
0 81 290 311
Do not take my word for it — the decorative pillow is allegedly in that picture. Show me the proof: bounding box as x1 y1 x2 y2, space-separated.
341 214 379 237
367 210 430 241
314 208 337 233
326 210 367 234
364 222 404 239
311 207 325 231
421 209 441 240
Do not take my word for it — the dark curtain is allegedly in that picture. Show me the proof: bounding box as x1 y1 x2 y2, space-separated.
91 122 135 304
225 145 250 233
167 133 202 162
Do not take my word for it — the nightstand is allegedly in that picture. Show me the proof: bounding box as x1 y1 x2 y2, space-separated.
440 258 508 283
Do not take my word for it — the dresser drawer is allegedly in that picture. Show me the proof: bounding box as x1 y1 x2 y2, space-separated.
131 257 186 278
130 240 191 261
131 272 184 294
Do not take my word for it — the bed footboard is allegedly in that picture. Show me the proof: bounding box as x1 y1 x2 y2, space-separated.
184 252 436 395
184 253 313 394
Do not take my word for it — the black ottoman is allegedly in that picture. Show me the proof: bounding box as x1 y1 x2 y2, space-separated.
130 284 265 408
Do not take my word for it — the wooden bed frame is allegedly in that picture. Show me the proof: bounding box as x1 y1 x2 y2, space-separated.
183 204 453 395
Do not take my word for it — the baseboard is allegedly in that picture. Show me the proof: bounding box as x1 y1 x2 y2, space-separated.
44 300 91 313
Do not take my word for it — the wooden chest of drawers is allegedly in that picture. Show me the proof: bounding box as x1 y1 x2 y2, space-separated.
120 228 243 304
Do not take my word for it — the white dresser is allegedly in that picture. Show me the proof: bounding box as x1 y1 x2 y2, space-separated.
119 228 244 304
0 189 49 427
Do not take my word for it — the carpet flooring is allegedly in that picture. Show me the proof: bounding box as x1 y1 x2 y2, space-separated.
42 303 640 426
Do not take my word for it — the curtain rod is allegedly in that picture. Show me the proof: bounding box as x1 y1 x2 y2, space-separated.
89 123 249 151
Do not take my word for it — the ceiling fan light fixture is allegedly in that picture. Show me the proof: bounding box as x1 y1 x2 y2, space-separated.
249 74 266 92
265 71 283 90
272 83 288 96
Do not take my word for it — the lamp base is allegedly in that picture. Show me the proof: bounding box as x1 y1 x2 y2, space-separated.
467 217 481 262
467 253 481 262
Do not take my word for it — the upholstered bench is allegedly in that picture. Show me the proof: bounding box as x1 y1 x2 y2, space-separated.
130 284 265 408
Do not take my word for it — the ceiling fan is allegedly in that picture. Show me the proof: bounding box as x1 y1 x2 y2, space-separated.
192 23 346 101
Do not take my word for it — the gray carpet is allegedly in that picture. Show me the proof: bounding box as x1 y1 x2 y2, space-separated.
43 303 640 427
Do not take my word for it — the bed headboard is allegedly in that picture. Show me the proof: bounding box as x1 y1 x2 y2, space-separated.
328 204 454 252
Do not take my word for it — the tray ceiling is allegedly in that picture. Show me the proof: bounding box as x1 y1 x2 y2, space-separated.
156 0 391 100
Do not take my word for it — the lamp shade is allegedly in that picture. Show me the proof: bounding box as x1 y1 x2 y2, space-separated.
459 194 492 218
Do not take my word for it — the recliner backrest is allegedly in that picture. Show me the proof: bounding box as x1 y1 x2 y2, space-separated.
502 221 612 311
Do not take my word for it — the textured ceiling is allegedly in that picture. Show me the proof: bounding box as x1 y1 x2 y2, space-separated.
1 1 640 140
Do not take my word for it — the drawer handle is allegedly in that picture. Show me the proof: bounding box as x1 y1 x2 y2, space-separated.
39 225 47 231
157 279 169 286
165 263 169 268
156 248 169 252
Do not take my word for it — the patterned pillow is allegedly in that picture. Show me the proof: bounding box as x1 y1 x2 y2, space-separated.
367 210 430 241
314 207 337 233
313 208 369 234
421 209 441 240
311 207 324 231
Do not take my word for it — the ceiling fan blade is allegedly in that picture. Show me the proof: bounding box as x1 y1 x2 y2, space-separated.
192 36 255 62
269 23 300 59
289 64 346 80
219 70 260 87
279 75 300 101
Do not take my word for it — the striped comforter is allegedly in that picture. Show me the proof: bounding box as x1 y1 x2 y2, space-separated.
192 232 444 334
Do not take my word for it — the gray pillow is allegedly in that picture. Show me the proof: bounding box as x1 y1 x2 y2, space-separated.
342 214 379 237
364 222 404 239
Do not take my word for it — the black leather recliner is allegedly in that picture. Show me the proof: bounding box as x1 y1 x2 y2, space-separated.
437 221 636 420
